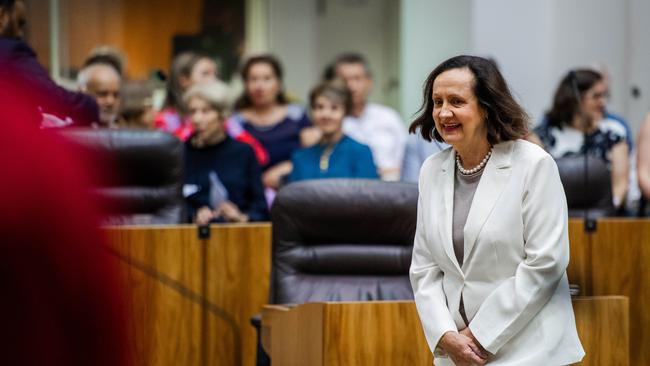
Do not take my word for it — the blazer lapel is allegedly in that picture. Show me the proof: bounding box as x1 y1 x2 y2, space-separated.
438 150 463 273
462 141 514 267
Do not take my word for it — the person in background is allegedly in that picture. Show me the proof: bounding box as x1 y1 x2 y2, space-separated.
533 69 629 210
83 46 127 78
289 81 377 182
0 83 129 365
118 80 155 129
78 61 122 128
231 54 320 190
330 52 407 181
637 112 650 210
401 131 448 183
155 52 220 140
183 81 268 224
0 0 98 127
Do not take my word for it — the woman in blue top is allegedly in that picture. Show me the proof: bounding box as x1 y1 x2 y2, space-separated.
230 54 320 190
289 81 378 182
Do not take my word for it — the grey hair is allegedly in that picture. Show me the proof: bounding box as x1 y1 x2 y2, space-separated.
77 63 121 90
182 81 232 117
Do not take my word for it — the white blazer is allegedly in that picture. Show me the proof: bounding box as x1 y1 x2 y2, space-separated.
410 140 584 365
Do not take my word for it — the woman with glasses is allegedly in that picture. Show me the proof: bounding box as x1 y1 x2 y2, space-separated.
533 69 629 210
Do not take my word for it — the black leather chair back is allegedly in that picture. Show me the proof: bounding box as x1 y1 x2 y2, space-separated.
555 154 614 218
59 128 184 225
270 179 417 304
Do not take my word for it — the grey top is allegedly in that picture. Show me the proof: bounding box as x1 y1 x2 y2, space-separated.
452 167 483 267
453 165 483 325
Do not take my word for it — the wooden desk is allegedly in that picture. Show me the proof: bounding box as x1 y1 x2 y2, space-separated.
262 297 628 366
567 219 648 365
105 224 271 366
104 219 645 365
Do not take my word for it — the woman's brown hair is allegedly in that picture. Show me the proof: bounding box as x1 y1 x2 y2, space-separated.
234 54 289 110
409 55 529 145
545 69 602 129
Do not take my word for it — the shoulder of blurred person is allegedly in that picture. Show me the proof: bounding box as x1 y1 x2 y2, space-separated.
401 131 448 183
343 102 407 178
605 111 634 149
0 37 98 126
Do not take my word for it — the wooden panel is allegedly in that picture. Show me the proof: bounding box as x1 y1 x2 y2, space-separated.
266 303 325 366
205 224 272 366
323 301 432 366
589 220 650 366
65 0 202 78
105 223 272 366
567 219 592 294
108 227 203 365
263 298 625 366
572 296 629 366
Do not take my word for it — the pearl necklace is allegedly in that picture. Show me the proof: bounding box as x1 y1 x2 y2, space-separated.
456 147 493 175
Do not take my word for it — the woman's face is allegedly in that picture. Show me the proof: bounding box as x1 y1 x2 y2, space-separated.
431 67 488 149
188 96 224 146
312 95 345 137
581 80 608 124
245 62 281 107
190 58 218 86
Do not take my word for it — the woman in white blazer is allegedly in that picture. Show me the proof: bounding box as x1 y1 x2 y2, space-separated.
409 56 584 366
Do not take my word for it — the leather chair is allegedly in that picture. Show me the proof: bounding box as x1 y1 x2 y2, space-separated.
59 128 184 225
254 178 417 365
270 178 418 303
555 154 615 219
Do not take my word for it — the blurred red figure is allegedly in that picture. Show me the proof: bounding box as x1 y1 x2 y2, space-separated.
0 90 130 365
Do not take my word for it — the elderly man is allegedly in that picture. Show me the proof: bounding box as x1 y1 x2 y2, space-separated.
0 0 98 126
78 61 122 128
331 52 407 181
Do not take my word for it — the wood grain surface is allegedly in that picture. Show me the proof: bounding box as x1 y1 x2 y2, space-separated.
572 296 629 366
262 298 626 366
105 223 271 366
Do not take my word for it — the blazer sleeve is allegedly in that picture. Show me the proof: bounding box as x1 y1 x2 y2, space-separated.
410 181 457 354
468 154 570 354
10 41 98 126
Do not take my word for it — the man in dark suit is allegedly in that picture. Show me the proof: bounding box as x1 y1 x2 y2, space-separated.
0 0 98 126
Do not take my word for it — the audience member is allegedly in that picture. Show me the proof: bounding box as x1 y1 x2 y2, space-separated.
534 69 629 209
330 52 407 181
118 80 154 129
0 0 98 127
231 54 320 190
78 62 122 128
156 52 219 140
289 81 377 182
183 81 268 224
401 130 448 183
637 113 650 204
83 46 127 77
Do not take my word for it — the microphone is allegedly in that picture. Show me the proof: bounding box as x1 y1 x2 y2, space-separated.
568 70 597 232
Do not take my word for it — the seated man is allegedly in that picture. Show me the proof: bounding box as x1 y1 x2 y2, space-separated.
330 52 407 181
77 60 122 128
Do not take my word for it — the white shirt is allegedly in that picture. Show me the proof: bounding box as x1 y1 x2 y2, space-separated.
342 103 407 180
